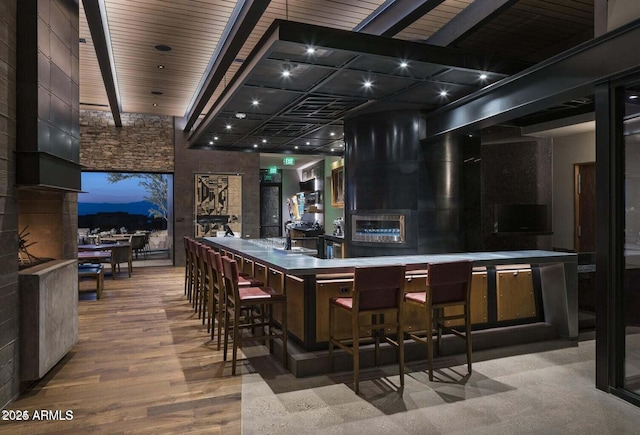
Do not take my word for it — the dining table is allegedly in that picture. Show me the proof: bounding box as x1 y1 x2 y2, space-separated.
78 250 111 263
78 243 130 252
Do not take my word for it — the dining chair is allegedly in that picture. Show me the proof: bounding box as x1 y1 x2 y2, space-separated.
222 256 287 375
328 264 406 394
108 244 132 279
404 260 473 381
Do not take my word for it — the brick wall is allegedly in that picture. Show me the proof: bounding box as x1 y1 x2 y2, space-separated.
0 0 20 408
80 110 174 172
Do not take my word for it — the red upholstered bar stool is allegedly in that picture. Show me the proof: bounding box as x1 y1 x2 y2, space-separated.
404 260 473 381
221 256 287 375
210 251 264 349
328 265 406 395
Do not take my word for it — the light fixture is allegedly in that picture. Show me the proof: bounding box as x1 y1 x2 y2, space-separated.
479 73 488 80
209 141 213 145
151 90 163 95
295 146 299 150
330 132 335 136
400 61 408 68
252 99 259 106
306 47 316 54
630 95 639 100
225 124 232 130
363 80 372 88
152 103 158 107
253 144 258 148
330 148 334 152
439 90 448 97
235 112 246 119
157 64 165 69
154 44 172 52
214 136 219 140
262 138 267 143
305 141 310 145
282 70 291 77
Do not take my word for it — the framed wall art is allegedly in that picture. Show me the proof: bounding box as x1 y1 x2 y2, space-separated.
194 173 242 237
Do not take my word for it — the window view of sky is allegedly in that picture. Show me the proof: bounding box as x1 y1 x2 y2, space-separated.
79 172 147 203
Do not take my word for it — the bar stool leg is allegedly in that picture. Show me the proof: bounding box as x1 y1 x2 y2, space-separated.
353 317 360 395
328 303 334 372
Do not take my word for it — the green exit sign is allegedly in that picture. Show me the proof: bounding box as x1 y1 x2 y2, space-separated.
268 166 278 175
283 157 296 166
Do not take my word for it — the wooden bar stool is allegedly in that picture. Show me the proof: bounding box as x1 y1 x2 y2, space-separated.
404 260 473 381
328 264 406 395
221 256 287 375
183 236 191 296
209 251 265 349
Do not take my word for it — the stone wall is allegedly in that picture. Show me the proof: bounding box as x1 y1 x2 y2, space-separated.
0 0 20 408
80 110 174 172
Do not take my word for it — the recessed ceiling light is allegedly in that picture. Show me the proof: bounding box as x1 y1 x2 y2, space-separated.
252 99 259 106
295 146 299 150
262 138 267 143
79 38 86 44
630 95 639 100
400 61 408 68
154 44 172 52
306 141 310 145
151 90 163 95
439 90 448 97
214 136 219 140
306 47 316 54
330 148 334 152
479 73 488 80
330 132 335 136
225 124 232 130
209 141 213 145
235 112 246 119
282 70 291 77
157 64 165 69
152 103 158 107
363 80 372 88
339 143 343 147
253 144 258 148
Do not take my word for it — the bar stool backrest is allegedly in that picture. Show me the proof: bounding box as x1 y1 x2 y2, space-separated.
427 261 473 305
354 265 406 311
221 256 240 303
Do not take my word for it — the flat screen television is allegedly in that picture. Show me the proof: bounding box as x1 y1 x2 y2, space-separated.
493 204 551 234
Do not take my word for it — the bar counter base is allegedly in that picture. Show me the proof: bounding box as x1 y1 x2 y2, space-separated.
269 322 558 378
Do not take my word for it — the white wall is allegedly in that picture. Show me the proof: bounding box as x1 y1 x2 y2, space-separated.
552 131 596 250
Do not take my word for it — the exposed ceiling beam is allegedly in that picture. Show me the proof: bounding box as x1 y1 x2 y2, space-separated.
354 0 445 37
426 0 518 46
82 0 121 127
183 0 271 133
423 19 640 139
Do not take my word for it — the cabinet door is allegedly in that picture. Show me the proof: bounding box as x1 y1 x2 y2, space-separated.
496 268 536 321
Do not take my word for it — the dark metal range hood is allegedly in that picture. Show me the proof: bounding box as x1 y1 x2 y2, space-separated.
16 0 82 192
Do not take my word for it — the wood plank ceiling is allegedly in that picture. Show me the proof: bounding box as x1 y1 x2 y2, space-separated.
78 0 594 131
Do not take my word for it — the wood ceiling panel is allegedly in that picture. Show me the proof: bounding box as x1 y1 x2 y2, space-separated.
79 2 109 110
394 0 474 41
103 0 239 116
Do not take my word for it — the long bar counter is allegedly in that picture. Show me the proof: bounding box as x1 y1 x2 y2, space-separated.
203 237 578 355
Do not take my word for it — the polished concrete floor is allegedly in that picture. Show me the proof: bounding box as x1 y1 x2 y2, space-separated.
240 335 640 434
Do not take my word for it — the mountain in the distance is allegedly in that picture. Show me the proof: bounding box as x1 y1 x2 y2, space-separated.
78 200 158 216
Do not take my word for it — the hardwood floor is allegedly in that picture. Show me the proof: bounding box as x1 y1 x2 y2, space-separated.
3 266 241 434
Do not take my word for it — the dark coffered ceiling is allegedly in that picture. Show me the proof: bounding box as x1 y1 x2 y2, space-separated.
79 0 596 155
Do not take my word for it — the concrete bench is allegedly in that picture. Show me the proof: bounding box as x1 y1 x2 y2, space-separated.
78 263 104 299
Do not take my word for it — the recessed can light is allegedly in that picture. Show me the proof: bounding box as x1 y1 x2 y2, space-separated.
479 73 488 80
330 148 334 152
225 124 232 130
400 61 408 68
306 141 310 145
282 70 291 77
152 103 158 107
630 95 639 100
157 64 165 69
363 80 372 88
306 47 316 54
262 139 267 143
440 90 448 97
154 44 172 52
252 100 259 106
330 132 335 136
253 144 258 148
151 90 163 95
209 141 213 145
295 146 299 150
214 136 219 140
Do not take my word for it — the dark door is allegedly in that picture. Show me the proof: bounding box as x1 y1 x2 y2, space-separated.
574 162 596 252
260 184 281 238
